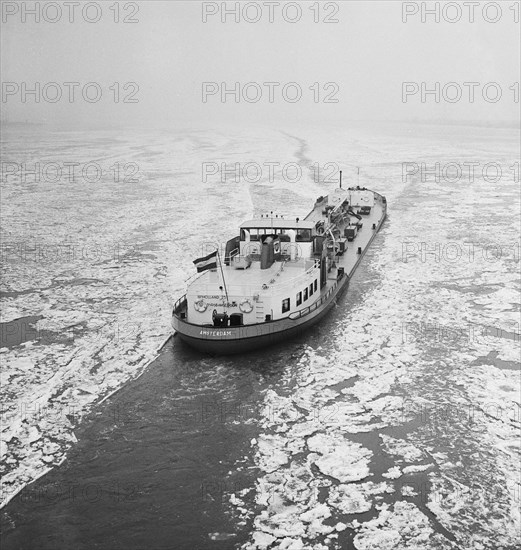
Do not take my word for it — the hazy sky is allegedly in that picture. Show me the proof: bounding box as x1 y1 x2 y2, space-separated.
1 0 519 128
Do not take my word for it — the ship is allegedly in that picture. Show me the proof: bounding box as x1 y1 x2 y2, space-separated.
172 179 387 354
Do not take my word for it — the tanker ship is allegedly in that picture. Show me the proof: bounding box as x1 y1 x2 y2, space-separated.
172 182 387 354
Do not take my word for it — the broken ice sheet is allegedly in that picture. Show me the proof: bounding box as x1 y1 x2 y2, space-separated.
379 434 424 463
328 483 374 515
353 501 459 550
307 433 373 483
255 435 290 473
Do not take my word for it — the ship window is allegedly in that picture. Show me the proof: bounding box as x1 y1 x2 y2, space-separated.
296 229 312 242
309 283 314 296
296 292 302 306
249 228 259 241
314 279 318 292
282 298 290 313
304 288 308 301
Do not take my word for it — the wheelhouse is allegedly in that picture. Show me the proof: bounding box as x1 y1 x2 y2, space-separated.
238 219 315 260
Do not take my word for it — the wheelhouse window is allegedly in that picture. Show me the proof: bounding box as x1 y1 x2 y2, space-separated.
309 283 314 296
242 226 313 242
296 292 302 306
314 279 318 292
282 298 290 313
303 288 308 301
295 229 312 242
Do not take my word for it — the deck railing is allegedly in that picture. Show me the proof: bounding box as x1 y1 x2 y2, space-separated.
288 277 342 319
173 295 187 315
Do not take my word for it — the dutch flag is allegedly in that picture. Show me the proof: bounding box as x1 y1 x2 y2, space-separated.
193 250 218 273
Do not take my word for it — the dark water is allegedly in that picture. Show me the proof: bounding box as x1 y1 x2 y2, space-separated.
1 341 258 549
0 316 44 348
1 323 338 550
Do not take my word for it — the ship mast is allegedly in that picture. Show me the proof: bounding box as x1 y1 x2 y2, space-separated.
216 249 230 304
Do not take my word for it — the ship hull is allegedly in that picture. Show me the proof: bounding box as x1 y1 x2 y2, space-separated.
173 278 348 355
172 190 387 355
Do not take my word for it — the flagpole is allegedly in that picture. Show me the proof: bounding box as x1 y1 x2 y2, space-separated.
216 249 229 304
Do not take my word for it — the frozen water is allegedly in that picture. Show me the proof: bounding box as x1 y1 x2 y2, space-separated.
2 124 519 550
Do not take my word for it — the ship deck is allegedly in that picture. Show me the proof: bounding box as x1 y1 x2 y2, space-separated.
328 195 386 281
189 258 314 295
